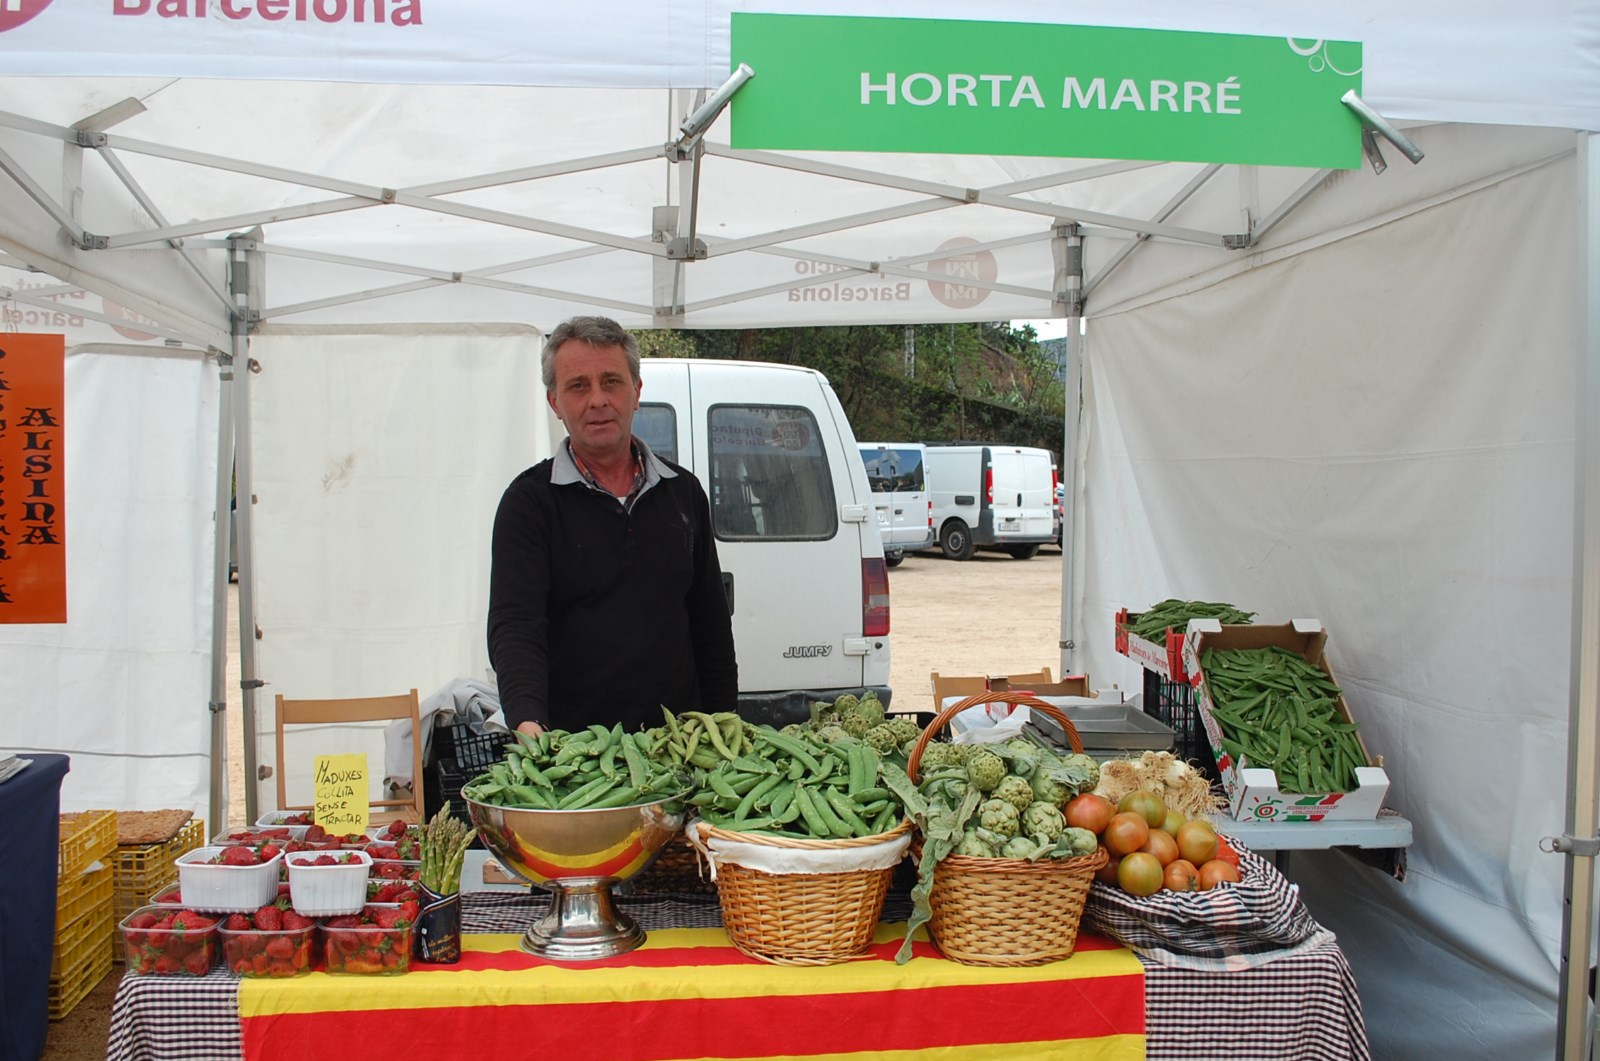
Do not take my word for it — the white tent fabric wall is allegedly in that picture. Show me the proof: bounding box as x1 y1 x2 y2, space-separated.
1078 152 1577 1055
246 326 547 812
1 346 216 817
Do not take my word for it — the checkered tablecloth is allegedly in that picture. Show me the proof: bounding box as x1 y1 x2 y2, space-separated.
109 889 1368 1061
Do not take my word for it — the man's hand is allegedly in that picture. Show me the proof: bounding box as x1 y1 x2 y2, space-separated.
516 720 546 739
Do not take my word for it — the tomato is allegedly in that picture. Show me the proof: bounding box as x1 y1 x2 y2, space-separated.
1094 846 1121 885
1175 819 1218 866
1139 827 1180 867
1065 793 1115 835
1117 852 1164 897
1213 836 1241 871
1159 809 1187 837
1118 790 1167 829
1103 812 1151 857
1163 859 1200 892
1198 859 1241 890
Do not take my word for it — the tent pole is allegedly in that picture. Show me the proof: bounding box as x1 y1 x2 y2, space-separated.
1055 223 1083 677
228 234 263 824
206 348 235 834
1558 129 1600 1061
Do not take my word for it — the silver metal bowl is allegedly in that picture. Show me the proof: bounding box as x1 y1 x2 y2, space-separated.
465 791 687 960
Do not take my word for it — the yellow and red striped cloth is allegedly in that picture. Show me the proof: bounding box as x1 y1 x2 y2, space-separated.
239 925 1144 1060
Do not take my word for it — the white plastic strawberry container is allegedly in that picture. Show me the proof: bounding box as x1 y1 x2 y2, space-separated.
176 847 285 913
285 849 374 916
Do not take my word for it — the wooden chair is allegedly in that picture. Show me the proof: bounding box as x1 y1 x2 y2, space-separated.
274 689 425 826
929 667 1055 708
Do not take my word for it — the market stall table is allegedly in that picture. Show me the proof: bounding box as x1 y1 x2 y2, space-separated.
0 753 68 1061
108 889 1369 1061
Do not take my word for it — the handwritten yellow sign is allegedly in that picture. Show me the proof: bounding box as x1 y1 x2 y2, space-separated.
313 753 370 834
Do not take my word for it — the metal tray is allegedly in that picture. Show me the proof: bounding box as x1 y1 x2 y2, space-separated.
1025 700 1176 756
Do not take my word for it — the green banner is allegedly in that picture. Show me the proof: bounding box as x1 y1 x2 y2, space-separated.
730 15 1362 169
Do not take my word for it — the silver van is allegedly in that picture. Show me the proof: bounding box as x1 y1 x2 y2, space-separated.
923 443 1058 560
631 360 892 722
859 442 936 567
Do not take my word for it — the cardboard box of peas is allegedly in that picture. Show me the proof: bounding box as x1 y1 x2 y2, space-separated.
1183 618 1390 823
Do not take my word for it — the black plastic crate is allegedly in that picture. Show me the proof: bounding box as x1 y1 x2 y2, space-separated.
446 723 515 772
436 757 486 847
1142 669 1219 781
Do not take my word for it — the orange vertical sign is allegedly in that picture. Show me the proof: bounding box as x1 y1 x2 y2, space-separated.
0 333 66 623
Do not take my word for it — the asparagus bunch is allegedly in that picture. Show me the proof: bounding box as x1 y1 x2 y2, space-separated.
419 805 477 895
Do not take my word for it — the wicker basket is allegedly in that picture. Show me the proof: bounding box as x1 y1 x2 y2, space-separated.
694 819 912 966
906 692 1108 967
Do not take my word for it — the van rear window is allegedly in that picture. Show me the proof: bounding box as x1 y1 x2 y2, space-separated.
708 405 837 541
635 404 677 463
860 447 925 493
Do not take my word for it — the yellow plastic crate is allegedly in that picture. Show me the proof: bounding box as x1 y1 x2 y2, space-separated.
111 816 206 942
49 908 113 1021
58 810 117 880
52 897 113 978
57 861 113 927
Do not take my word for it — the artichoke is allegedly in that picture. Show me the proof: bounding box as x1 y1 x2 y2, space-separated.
920 742 962 770
864 724 900 754
966 749 1006 793
780 723 805 737
1060 826 1099 858
1002 835 1047 860
993 775 1035 814
1020 801 1066 842
1029 766 1073 807
833 693 860 713
852 695 886 727
955 829 997 858
978 797 1020 838
839 713 871 738
887 717 921 745
1061 753 1101 793
818 724 851 744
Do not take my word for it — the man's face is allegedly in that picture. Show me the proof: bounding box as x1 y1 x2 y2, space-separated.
546 340 641 462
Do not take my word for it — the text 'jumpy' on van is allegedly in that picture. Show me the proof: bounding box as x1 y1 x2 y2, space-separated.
630 360 891 724
921 443 1058 560
859 442 935 567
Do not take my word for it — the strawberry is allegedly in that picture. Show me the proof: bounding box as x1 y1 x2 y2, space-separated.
367 843 400 860
324 915 359 928
371 906 400 929
384 819 407 839
257 843 282 862
154 913 177 930
253 904 283 932
265 936 296 960
220 845 260 866
313 854 339 866
304 824 328 843
173 910 215 932
397 900 420 926
127 912 159 930
281 911 314 932
154 956 181 974
183 948 212 975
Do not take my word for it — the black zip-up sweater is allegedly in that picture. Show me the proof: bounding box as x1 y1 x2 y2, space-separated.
486 454 738 734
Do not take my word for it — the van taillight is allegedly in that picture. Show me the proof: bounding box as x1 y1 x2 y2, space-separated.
927 499 933 529
862 558 890 637
984 467 993 505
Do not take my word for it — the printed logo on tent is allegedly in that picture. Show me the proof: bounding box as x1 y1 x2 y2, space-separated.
0 0 52 33
927 238 995 309
100 298 161 342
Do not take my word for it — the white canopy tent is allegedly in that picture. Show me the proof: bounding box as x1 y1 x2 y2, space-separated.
1 2 1597 1056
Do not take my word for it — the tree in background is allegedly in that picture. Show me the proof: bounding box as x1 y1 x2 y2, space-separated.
631 322 1064 459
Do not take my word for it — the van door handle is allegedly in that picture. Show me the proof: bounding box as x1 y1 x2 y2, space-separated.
842 638 870 656
841 505 870 523
722 572 735 614
1016 493 1022 506
955 495 975 506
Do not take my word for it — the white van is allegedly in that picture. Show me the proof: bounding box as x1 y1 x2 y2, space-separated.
629 359 892 723
922 443 1058 560
859 442 935 567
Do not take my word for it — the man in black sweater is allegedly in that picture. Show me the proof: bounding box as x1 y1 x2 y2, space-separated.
487 316 738 737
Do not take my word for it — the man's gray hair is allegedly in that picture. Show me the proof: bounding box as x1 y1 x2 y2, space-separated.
541 316 641 389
